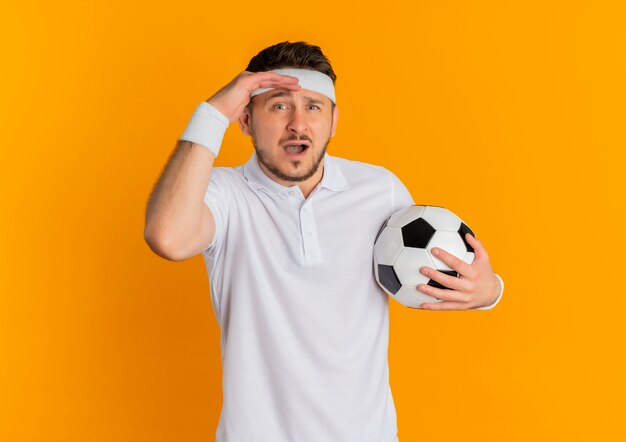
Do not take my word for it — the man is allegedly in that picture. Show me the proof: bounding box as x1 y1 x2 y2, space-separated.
144 41 504 442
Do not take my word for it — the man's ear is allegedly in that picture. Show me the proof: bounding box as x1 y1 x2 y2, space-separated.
238 105 252 136
330 103 339 137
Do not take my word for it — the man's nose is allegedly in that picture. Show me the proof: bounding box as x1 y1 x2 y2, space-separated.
286 108 308 134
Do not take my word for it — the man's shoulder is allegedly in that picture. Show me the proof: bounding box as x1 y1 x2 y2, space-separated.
329 154 392 180
208 164 245 180
204 164 248 196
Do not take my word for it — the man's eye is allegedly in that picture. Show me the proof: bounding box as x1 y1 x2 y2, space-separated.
308 105 320 110
274 104 287 110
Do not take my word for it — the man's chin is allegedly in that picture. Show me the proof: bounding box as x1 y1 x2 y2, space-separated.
274 163 317 182
281 173 310 183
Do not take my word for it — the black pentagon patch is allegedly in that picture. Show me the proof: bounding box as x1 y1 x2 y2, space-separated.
427 270 458 289
374 216 390 244
401 218 436 248
378 264 401 295
458 223 475 253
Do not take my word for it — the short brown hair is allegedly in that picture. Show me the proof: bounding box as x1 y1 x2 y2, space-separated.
245 41 337 83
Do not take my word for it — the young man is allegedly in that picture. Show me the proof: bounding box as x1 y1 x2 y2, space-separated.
144 41 504 442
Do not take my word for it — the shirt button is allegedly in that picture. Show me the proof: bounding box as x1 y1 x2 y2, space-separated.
303 207 309 212
307 230 313 236
288 191 295 196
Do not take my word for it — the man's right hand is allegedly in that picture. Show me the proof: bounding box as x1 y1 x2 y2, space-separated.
206 71 302 123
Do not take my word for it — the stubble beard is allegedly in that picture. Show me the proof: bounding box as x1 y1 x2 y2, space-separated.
253 136 331 183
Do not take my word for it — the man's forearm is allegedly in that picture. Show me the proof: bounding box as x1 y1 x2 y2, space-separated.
144 140 216 256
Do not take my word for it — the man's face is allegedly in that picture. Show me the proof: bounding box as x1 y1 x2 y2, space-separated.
239 87 338 184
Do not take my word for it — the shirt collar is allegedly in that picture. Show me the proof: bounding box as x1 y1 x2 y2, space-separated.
242 150 350 195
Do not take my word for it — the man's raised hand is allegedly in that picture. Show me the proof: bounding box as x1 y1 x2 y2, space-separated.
206 71 301 123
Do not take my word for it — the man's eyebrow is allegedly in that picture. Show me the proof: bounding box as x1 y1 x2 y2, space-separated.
304 96 326 105
265 91 326 105
266 90 290 100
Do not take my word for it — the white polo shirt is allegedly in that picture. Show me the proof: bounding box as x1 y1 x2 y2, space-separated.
200 150 503 442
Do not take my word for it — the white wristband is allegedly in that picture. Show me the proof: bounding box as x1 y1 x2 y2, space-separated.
179 101 229 156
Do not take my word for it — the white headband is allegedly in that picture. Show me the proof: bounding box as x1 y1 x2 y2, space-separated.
250 68 336 103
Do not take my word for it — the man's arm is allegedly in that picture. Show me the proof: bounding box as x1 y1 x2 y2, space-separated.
144 71 302 261
144 141 218 261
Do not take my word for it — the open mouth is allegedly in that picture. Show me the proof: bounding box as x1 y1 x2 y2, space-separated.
283 143 309 155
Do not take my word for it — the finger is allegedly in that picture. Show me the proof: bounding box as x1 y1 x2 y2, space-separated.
420 267 471 292
248 72 300 88
251 78 301 88
246 70 300 81
417 283 470 303
431 246 475 279
465 233 489 264
266 72 300 82
249 80 302 93
420 300 472 310
268 81 302 89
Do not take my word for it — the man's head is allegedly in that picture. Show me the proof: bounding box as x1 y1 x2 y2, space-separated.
238 41 338 185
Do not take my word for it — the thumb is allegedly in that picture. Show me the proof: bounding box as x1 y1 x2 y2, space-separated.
465 232 489 264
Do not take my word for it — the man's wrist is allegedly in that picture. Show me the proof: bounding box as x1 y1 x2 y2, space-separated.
475 272 504 310
179 101 229 156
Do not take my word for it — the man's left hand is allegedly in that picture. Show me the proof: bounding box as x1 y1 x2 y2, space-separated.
417 233 501 310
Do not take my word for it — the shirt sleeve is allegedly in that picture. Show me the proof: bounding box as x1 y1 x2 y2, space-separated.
389 169 415 214
475 272 504 310
202 168 231 255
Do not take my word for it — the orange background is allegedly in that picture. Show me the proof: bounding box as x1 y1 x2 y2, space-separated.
1 1 625 441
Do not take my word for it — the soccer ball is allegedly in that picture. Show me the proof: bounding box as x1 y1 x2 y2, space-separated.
373 205 476 309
